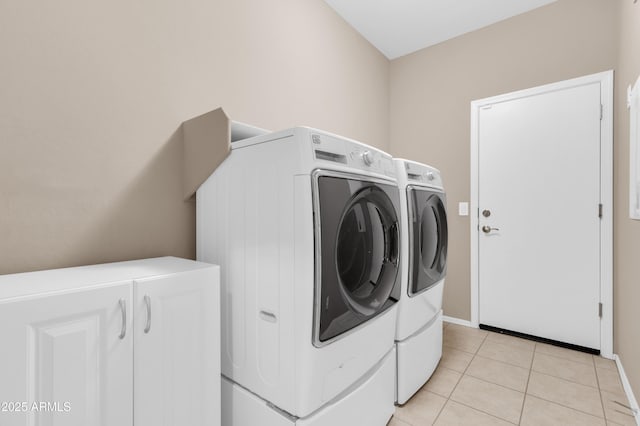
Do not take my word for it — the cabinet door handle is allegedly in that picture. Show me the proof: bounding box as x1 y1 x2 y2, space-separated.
119 298 126 339
144 295 151 334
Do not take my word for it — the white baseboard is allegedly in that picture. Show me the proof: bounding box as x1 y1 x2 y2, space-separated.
442 316 474 328
614 354 640 426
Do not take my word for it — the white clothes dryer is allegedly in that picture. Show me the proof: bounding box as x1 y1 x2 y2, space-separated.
197 128 402 425
393 159 448 405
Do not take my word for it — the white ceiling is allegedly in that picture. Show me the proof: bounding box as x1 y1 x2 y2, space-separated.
324 0 558 59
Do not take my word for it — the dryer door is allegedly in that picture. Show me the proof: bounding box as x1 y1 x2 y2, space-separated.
407 187 448 296
314 173 401 345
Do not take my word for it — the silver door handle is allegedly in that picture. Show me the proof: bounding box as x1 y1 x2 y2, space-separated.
144 295 151 334
482 225 500 233
119 298 126 339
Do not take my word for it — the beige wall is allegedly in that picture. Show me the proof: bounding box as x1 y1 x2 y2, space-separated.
390 0 640 396
614 0 640 402
0 0 389 274
3 0 638 397
389 0 618 321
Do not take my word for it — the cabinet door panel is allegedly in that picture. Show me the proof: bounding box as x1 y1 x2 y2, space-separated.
0 283 133 426
134 267 219 426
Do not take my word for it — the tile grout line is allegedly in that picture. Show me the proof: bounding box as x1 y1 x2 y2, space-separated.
428 389 447 426
429 362 464 425
450 330 532 424
463 372 528 394
594 352 609 422
429 325 456 425
531 369 605 392
431 328 489 425
423 332 451 426
457 331 606 423
528 360 601 390
450 400 520 425
394 324 459 426
526 394 608 421
457 372 530 396
534 349 596 367
526 356 607 421
478 339 537 370
518 342 536 425
443 329 618 424
456 334 522 424
472 352 534 372
442 344 477 356
435 332 523 425
438 329 619 425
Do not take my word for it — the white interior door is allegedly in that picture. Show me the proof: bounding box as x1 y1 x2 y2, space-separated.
477 81 602 350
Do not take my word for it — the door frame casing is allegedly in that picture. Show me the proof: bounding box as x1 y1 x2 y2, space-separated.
469 70 614 358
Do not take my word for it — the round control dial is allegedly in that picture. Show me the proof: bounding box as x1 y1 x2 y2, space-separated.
362 150 374 166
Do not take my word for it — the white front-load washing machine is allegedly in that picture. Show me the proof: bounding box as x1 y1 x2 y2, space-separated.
197 127 402 425
393 159 448 405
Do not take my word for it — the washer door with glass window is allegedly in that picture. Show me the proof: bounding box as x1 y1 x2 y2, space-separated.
314 173 401 345
408 186 448 296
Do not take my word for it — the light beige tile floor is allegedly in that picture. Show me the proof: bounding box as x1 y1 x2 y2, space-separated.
389 321 637 425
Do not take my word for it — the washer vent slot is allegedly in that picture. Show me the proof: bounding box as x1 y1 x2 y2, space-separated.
315 150 347 164
407 172 423 181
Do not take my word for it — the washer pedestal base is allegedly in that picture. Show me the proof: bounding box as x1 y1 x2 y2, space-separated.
396 311 443 405
222 349 396 426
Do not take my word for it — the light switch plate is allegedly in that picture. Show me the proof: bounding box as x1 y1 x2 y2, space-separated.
458 202 469 216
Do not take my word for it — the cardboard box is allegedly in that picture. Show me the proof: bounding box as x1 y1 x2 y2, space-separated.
182 107 268 200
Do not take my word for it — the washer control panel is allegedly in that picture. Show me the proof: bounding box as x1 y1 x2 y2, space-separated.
404 161 443 188
310 132 396 178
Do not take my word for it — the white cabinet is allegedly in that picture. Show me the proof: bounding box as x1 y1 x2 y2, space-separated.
134 269 220 425
0 257 219 426
0 282 133 426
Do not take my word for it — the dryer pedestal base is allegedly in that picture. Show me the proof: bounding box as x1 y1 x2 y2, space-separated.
395 311 443 405
222 349 396 426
